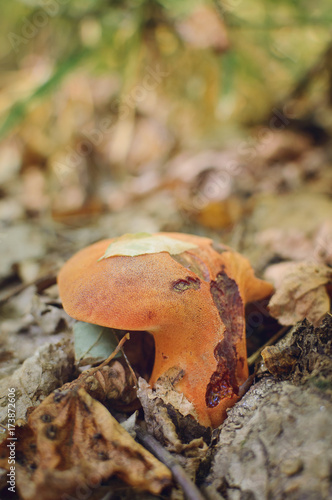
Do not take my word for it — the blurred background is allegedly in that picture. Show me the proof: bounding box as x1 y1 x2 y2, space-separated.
0 0 332 288
1 6 332 498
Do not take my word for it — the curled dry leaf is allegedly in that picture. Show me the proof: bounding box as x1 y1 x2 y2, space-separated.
0 388 172 500
0 340 75 426
63 359 138 410
266 261 332 326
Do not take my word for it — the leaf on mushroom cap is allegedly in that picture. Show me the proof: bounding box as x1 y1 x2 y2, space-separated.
99 232 198 260
58 239 208 332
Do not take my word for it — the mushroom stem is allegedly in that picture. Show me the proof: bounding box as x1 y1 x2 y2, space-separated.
148 282 242 428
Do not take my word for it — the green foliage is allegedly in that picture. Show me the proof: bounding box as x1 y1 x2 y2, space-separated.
1 0 331 141
73 321 122 366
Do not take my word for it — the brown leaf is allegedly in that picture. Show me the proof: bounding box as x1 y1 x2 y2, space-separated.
0 340 75 426
266 261 332 326
0 387 171 500
62 359 138 410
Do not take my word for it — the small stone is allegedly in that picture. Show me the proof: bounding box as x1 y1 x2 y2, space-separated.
280 457 303 476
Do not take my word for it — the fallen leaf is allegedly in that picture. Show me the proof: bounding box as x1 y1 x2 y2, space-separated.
0 340 75 426
73 321 121 366
99 233 197 259
31 293 72 335
266 261 332 326
245 193 332 271
0 388 172 500
62 359 138 410
0 223 46 279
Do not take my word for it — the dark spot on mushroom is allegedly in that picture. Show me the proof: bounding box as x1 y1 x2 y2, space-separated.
97 451 109 461
162 353 168 360
45 424 58 440
206 268 243 408
93 433 103 440
172 276 201 293
40 414 53 423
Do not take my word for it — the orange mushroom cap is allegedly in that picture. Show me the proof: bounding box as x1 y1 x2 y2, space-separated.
58 232 273 428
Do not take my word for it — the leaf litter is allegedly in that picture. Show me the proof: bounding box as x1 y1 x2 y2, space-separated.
0 44 332 500
266 261 332 326
0 387 171 500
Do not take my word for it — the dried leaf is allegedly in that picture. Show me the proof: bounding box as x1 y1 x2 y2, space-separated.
99 233 197 260
31 293 72 335
0 224 45 279
0 340 75 426
244 193 332 271
266 261 332 326
73 321 121 366
57 358 137 410
0 388 172 500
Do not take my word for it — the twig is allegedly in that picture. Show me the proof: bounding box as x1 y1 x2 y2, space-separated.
135 425 206 500
80 333 130 382
238 373 255 398
0 274 57 306
114 332 138 389
248 326 290 367
283 41 332 102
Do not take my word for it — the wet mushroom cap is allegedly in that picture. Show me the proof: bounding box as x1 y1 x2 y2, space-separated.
58 232 274 427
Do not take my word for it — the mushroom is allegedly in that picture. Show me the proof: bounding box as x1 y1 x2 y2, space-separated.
58 232 273 428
